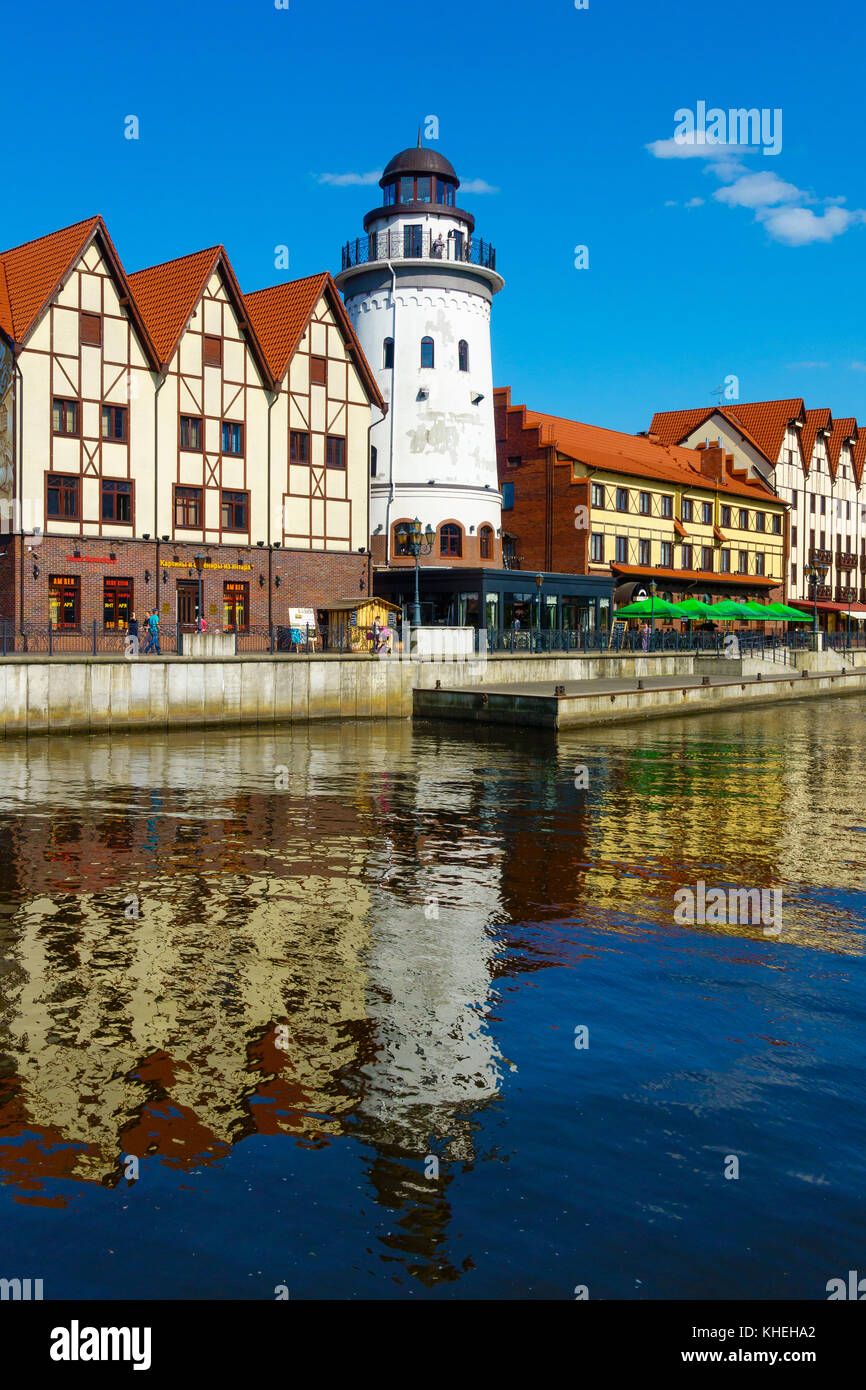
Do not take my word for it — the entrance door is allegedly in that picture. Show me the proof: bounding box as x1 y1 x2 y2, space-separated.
177 580 198 629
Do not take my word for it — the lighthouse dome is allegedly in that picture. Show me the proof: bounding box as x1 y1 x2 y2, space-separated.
381 146 458 186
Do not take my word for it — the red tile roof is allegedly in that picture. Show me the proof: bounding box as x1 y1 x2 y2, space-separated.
245 271 383 407
498 393 779 501
799 407 832 474
127 246 223 365
0 216 100 341
0 261 13 340
826 416 858 478
852 431 866 487
244 272 328 381
650 398 806 465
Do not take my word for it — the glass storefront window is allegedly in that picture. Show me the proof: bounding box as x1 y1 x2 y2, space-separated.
103 577 132 629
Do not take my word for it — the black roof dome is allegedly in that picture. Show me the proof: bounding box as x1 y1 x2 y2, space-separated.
381 145 458 186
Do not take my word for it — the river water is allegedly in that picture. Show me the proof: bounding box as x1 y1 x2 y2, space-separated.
0 698 864 1299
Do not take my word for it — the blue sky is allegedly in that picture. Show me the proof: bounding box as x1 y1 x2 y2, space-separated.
5 0 865 433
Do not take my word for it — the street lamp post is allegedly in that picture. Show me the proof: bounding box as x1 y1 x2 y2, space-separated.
650 578 658 647
806 561 828 646
535 572 544 648
395 519 435 627
193 552 205 632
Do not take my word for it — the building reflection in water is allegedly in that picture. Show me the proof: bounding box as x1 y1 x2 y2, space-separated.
0 701 862 1287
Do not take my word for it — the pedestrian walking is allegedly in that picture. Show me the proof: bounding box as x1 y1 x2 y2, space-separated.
143 608 161 655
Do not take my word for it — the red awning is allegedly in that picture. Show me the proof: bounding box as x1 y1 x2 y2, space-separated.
787 599 859 614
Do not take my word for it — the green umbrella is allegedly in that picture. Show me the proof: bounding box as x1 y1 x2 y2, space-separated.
614 597 682 618
675 598 716 618
763 602 811 621
708 600 762 620
736 600 777 619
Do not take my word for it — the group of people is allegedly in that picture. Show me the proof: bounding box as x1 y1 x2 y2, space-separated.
126 610 162 655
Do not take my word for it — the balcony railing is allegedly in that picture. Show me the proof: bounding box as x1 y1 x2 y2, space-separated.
808 548 832 566
835 585 857 603
341 229 496 272
836 551 857 570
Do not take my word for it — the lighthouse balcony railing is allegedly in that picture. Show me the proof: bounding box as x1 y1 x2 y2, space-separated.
341 230 496 272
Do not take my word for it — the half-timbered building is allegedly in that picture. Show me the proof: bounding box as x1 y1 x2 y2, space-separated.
0 217 383 643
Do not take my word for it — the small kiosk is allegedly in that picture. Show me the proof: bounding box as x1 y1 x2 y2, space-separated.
323 598 402 653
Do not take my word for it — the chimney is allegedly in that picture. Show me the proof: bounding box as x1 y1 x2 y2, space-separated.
696 440 724 483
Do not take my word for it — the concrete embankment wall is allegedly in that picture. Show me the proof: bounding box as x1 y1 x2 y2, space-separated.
0 649 862 737
415 668 866 730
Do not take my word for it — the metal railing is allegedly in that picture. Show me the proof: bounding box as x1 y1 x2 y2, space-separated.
341 229 496 271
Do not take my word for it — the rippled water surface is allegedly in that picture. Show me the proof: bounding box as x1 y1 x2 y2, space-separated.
1 698 864 1298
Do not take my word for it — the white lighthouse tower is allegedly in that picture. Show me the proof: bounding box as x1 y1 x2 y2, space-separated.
335 140 504 581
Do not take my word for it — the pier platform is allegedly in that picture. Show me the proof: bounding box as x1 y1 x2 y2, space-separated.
414 667 866 729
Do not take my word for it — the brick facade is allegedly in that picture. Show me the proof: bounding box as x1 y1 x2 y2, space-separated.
494 390 590 574
0 534 369 645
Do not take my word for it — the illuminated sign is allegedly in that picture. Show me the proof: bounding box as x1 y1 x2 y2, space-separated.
159 561 252 571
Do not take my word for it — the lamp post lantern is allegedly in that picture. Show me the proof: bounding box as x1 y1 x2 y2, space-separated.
193 552 205 632
395 519 435 627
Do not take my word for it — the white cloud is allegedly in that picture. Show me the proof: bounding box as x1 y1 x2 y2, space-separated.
458 177 499 194
786 360 830 369
756 204 862 246
647 132 865 247
684 196 704 208
317 170 382 187
647 137 742 162
850 361 866 372
714 171 804 209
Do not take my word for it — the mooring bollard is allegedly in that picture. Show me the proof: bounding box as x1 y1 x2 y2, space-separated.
637 679 644 690
554 684 565 696
701 675 710 686
435 679 441 689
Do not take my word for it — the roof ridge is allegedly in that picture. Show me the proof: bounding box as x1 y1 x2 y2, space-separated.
127 244 222 279
245 270 328 301
0 214 101 261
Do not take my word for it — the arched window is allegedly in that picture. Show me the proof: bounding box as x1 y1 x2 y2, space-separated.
393 522 412 556
440 524 462 557
479 525 493 559
420 336 434 368
383 337 394 369
458 340 469 372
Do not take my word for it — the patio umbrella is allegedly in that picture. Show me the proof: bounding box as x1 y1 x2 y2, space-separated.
708 600 762 620
674 598 716 618
736 600 778 619
614 597 683 618
763 602 811 621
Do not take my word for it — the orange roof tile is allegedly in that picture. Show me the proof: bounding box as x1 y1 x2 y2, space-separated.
245 271 383 407
508 400 779 502
799 407 832 474
724 399 805 462
0 215 160 367
826 416 857 478
127 246 223 365
650 398 806 465
852 430 866 487
244 272 328 382
0 261 12 340
0 216 100 341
